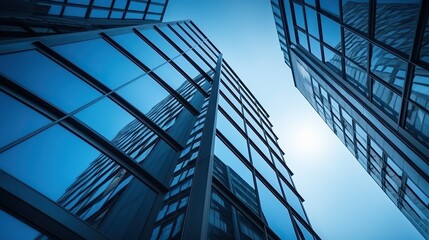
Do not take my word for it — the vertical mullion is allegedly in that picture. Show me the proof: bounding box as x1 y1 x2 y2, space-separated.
181 54 223 240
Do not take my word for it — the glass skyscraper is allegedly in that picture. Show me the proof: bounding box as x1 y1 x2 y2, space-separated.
0 2 319 239
272 0 429 238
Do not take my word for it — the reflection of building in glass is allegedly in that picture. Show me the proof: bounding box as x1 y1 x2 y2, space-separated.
0 6 319 240
272 0 429 238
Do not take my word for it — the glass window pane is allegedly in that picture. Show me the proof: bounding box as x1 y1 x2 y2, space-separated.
0 124 156 238
90 9 108 18
324 46 343 75
343 0 369 33
114 0 127 9
75 98 136 141
345 60 368 96
250 146 281 194
420 16 429 63
153 61 190 91
257 179 297 240
0 50 101 112
370 45 407 92
406 101 429 145
0 125 104 200
293 3 305 30
410 67 429 112
305 7 319 38
281 180 307 220
320 0 339 16
0 210 40 239
112 32 166 69
214 136 254 188
139 28 180 59
208 190 235 239
284 0 296 44
53 38 144 90
372 79 401 121
321 16 341 51
93 0 111 7
295 217 314 240
298 30 309 51
173 55 201 82
116 74 172 115
309 36 322 60
128 1 146 11
157 25 190 51
0 92 51 148
216 112 249 160
344 29 368 68
219 95 245 131
125 12 143 19
63 6 86 17
375 0 420 56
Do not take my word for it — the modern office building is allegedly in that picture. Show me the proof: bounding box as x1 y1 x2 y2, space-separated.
0 4 319 238
271 0 429 238
0 0 168 40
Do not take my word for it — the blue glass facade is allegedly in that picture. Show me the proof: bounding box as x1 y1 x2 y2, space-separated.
0 5 319 238
272 0 429 238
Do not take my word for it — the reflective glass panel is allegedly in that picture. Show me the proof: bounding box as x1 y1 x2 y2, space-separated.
324 47 343 75
140 28 180 59
53 38 144 90
257 179 297 240
372 80 401 121
117 74 172 115
319 0 339 16
343 0 369 33
0 50 101 112
0 91 51 148
216 112 249 160
420 16 429 63
309 36 322 60
370 45 407 92
219 96 245 131
344 29 368 68
0 210 40 239
75 98 136 141
375 0 420 56
214 136 254 188
321 15 341 51
112 32 166 69
298 30 309 51
410 67 429 111
281 180 307 220
153 62 189 91
345 60 368 96
250 145 281 194
406 101 429 145
0 124 106 200
293 3 305 29
305 7 319 38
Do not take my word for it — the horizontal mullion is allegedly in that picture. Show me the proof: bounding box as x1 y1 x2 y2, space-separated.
104 31 200 116
0 171 108 240
35 40 185 151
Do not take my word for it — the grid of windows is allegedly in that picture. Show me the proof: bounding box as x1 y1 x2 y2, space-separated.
273 0 429 148
0 17 319 239
0 20 216 239
0 0 168 40
292 59 429 238
273 0 429 237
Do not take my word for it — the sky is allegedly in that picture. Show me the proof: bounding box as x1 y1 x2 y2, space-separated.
164 1 424 239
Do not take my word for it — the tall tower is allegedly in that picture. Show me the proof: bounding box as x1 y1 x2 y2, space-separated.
0 3 319 239
271 0 429 237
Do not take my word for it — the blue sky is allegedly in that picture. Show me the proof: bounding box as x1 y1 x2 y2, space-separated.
164 1 424 239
